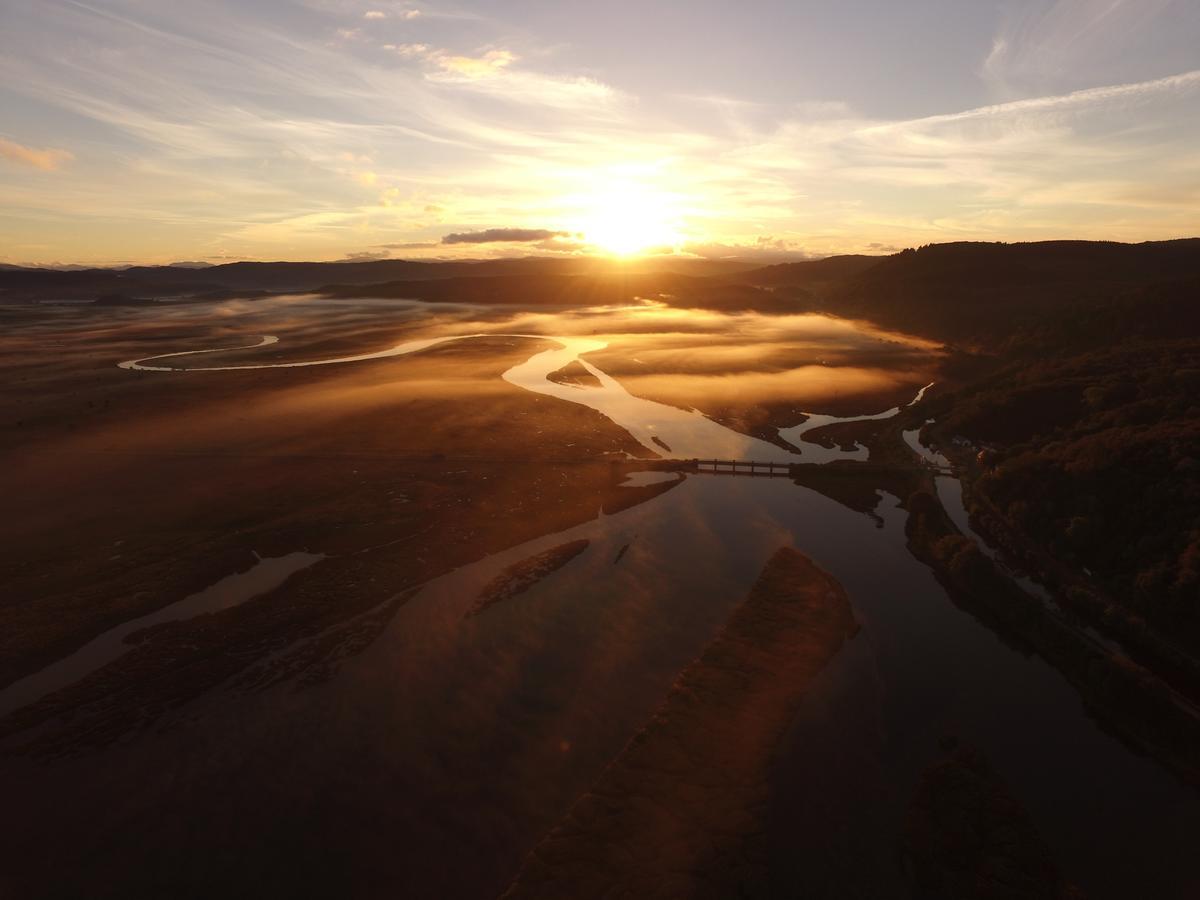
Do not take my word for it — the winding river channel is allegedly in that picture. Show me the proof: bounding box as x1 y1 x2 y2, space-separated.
119 332 928 463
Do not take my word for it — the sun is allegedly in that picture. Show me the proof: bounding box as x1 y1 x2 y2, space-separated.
575 181 683 257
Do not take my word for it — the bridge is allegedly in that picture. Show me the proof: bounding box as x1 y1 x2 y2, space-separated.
612 457 923 480
690 458 795 477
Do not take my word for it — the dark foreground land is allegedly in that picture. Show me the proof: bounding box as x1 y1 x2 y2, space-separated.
1 239 1199 899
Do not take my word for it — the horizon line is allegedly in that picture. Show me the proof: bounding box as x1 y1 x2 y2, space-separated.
5 234 1200 271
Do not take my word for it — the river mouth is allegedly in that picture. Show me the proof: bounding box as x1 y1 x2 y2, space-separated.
2 296 1198 899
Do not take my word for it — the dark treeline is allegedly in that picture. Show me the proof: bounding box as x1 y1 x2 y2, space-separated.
925 333 1200 657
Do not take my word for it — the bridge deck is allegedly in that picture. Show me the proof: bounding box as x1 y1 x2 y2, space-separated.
692 458 795 477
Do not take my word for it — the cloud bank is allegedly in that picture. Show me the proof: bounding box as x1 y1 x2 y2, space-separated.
442 228 572 245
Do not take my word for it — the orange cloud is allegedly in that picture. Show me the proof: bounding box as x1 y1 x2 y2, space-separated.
0 137 73 171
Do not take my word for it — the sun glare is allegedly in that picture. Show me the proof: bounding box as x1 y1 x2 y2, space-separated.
576 181 683 257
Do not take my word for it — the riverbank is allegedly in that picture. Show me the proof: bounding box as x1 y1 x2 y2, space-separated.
905 488 1200 787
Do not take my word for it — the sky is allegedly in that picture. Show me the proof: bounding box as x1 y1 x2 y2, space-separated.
1 0 1198 266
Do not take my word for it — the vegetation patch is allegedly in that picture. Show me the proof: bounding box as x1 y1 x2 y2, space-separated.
469 540 590 618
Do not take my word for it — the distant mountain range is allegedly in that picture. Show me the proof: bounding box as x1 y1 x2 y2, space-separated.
3 238 1197 347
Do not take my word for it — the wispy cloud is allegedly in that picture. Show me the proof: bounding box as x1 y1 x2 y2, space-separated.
981 0 1188 96
365 8 422 20
834 70 1200 204
432 49 516 78
878 69 1200 132
385 42 619 108
0 136 73 171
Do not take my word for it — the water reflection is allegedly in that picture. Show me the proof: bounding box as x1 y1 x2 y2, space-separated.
619 471 682 487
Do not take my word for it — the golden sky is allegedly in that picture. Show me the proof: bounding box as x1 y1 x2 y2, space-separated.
1 0 1198 265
